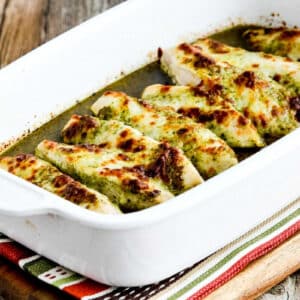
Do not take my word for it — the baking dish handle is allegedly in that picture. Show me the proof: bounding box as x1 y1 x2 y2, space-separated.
0 170 67 217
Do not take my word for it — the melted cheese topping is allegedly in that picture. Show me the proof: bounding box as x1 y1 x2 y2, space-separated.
0 154 121 214
142 84 264 148
36 140 174 211
160 42 298 139
62 115 203 194
243 28 300 61
193 38 300 101
91 91 238 178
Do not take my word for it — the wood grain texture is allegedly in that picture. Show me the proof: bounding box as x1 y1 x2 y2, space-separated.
44 0 120 40
0 1 298 299
0 0 125 67
0 0 47 66
0 257 73 300
205 233 300 300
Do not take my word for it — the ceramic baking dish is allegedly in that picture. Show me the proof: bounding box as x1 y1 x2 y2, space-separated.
0 0 300 287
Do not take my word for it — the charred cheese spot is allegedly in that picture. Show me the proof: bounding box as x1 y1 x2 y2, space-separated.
121 178 150 194
193 52 216 68
234 71 256 89
208 39 230 54
125 165 148 179
60 147 74 154
160 85 172 93
213 110 229 124
178 43 216 68
120 129 129 138
295 110 300 122
177 107 205 121
140 100 154 110
289 97 300 122
190 86 208 97
43 140 56 150
177 107 229 124
146 143 184 189
103 91 113 96
258 115 268 128
63 115 98 140
209 84 223 96
123 97 129 106
190 83 223 99
271 106 281 117
262 53 273 59
273 74 282 82
176 128 189 135
53 174 69 188
243 108 249 118
117 138 146 152
289 96 300 110
178 43 194 54
280 29 300 40
61 182 97 205
98 142 109 148
16 154 33 163
117 153 130 161
237 115 248 126
99 168 123 177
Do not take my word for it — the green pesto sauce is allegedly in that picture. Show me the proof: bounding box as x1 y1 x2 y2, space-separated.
2 25 259 160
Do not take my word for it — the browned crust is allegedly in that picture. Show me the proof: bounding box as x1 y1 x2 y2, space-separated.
62 115 98 141
234 71 256 89
206 39 230 54
178 43 216 68
0 154 98 206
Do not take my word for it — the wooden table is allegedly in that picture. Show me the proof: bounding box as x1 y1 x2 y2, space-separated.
0 1 299 299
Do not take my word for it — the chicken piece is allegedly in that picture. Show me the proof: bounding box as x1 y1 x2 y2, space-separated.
62 115 202 195
243 27 300 61
160 42 298 139
36 140 174 212
142 84 264 148
193 38 300 106
0 154 121 214
91 91 238 178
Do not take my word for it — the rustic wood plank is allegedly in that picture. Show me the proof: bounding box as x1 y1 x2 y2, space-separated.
0 257 73 300
259 272 300 300
0 0 125 67
0 0 8 28
44 0 103 40
205 233 300 300
0 0 47 67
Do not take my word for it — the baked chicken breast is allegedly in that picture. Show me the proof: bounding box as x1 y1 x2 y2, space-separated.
243 27 300 61
160 42 298 139
142 84 264 148
0 154 121 214
62 115 203 194
36 140 174 211
91 91 238 178
193 38 300 107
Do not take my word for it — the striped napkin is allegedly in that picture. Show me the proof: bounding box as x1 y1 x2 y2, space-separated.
0 199 298 300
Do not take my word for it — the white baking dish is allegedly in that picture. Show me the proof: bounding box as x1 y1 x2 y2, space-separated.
0 0 300 287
